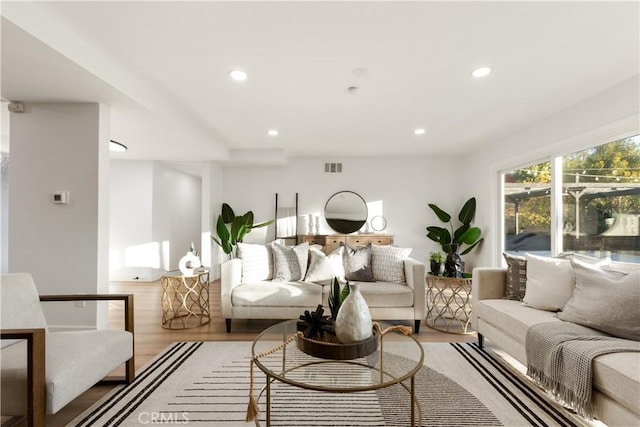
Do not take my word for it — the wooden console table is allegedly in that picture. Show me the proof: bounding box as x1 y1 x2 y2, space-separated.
298 234 393 254
426 274 473 334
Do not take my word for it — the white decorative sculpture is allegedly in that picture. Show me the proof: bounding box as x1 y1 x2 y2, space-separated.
335 283 373 343
178 252 201 276
308 214 315 235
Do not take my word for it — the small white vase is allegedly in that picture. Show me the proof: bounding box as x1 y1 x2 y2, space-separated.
335 283 373 344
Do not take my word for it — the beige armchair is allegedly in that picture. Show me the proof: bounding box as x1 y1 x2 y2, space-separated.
0 273 135 426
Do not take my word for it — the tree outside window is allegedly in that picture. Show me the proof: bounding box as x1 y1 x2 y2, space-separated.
504 136 640 262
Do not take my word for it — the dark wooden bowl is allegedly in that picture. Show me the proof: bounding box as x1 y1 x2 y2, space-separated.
296 329 379 360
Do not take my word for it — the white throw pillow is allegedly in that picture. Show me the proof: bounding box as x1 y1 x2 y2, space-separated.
522 253 574 311
237 242 273 282
271 242 309 282
371 245 412 284
304 247 345 284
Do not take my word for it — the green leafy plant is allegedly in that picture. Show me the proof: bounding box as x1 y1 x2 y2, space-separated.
426 197 483 255
328 277 350 320
428 251 444 263
211 203 274 258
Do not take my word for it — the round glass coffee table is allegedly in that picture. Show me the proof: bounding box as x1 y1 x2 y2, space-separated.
252 319 424 426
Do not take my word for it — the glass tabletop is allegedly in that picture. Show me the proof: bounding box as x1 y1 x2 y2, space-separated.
251 319 424 392
161 269 209 278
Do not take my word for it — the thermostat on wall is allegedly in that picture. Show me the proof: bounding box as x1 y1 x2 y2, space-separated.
52 191 70 204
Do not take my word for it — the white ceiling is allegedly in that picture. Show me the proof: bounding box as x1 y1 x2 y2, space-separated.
2 1 639 163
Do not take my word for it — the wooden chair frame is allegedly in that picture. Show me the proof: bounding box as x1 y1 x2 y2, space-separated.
1 294 135 427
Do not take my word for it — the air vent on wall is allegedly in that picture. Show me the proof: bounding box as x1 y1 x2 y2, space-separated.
324 163 343 173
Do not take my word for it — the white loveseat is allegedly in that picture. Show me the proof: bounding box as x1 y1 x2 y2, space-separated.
221 246 425 333
472 265 640 427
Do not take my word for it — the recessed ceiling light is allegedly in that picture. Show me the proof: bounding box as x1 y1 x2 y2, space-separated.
414 128 426 135
352 68 368 77
110 140 127 152
268 129 279 136
472 67 491 78
229 70 248 81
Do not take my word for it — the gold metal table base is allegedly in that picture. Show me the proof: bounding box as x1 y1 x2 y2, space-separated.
252 320 424 426
161 270 210 329
426 274 474 334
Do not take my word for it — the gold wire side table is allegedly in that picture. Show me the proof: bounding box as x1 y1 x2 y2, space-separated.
426 274 474 334
161 269 210 329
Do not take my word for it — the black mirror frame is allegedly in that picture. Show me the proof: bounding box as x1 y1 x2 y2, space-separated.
324 190 368 234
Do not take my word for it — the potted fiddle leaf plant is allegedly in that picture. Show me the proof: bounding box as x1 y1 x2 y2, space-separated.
211 203 274 259
426 197 483 278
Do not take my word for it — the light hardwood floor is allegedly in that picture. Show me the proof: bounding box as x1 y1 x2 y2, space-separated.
42 279 475 426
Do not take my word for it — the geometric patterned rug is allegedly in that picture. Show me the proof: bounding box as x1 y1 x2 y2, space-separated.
70 341 582 426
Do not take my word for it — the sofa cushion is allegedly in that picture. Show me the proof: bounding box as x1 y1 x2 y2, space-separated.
558 259 640 341
231 281 322 307
272 242 309 282
238 243 273 281
592 351 640 415
476 299 561 345
371 245 411 284
304 247 345 284
0 273 49 333
1 330 133 414
503 253 527 301
522 253 574 311
342 243 375 282
478 298 640 418
332 281 414 308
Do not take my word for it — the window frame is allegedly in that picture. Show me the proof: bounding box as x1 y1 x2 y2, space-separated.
496 126 640 264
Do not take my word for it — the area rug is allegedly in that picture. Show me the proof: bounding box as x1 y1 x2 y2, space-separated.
70 341 581 427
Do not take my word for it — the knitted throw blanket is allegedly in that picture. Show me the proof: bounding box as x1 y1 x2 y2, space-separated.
525 321 640 419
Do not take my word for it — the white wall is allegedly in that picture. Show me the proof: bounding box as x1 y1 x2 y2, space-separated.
221 156 459 265
109 160 202 281
8 102 110 329
152 162 202 272
109 160 154 281
1 102 10 274
201 161 224 278
462 75 640 269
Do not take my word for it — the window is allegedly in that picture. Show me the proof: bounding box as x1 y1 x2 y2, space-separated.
503 136 640 262
504 161 552 255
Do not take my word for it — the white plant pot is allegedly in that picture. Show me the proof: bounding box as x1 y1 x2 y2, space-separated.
335 283 373 344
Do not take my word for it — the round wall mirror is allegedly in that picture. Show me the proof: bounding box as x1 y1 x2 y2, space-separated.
324 191 368 234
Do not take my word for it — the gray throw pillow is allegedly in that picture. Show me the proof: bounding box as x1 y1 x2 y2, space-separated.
558 258 640 341
271 242 309 282
503 253 527 301
342 243 375 282
371 245 411 284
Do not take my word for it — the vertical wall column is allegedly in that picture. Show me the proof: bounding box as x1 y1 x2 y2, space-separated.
8 102 110 329
201 162 223 279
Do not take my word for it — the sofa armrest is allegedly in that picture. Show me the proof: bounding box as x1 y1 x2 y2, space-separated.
404 258 426 319
471 267 507 331
471 268 507 301
39 294 135 383
0 328 46 427
221 259 242 318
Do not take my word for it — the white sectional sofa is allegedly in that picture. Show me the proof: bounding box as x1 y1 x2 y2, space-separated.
472 265 640 427
221 243 425 333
